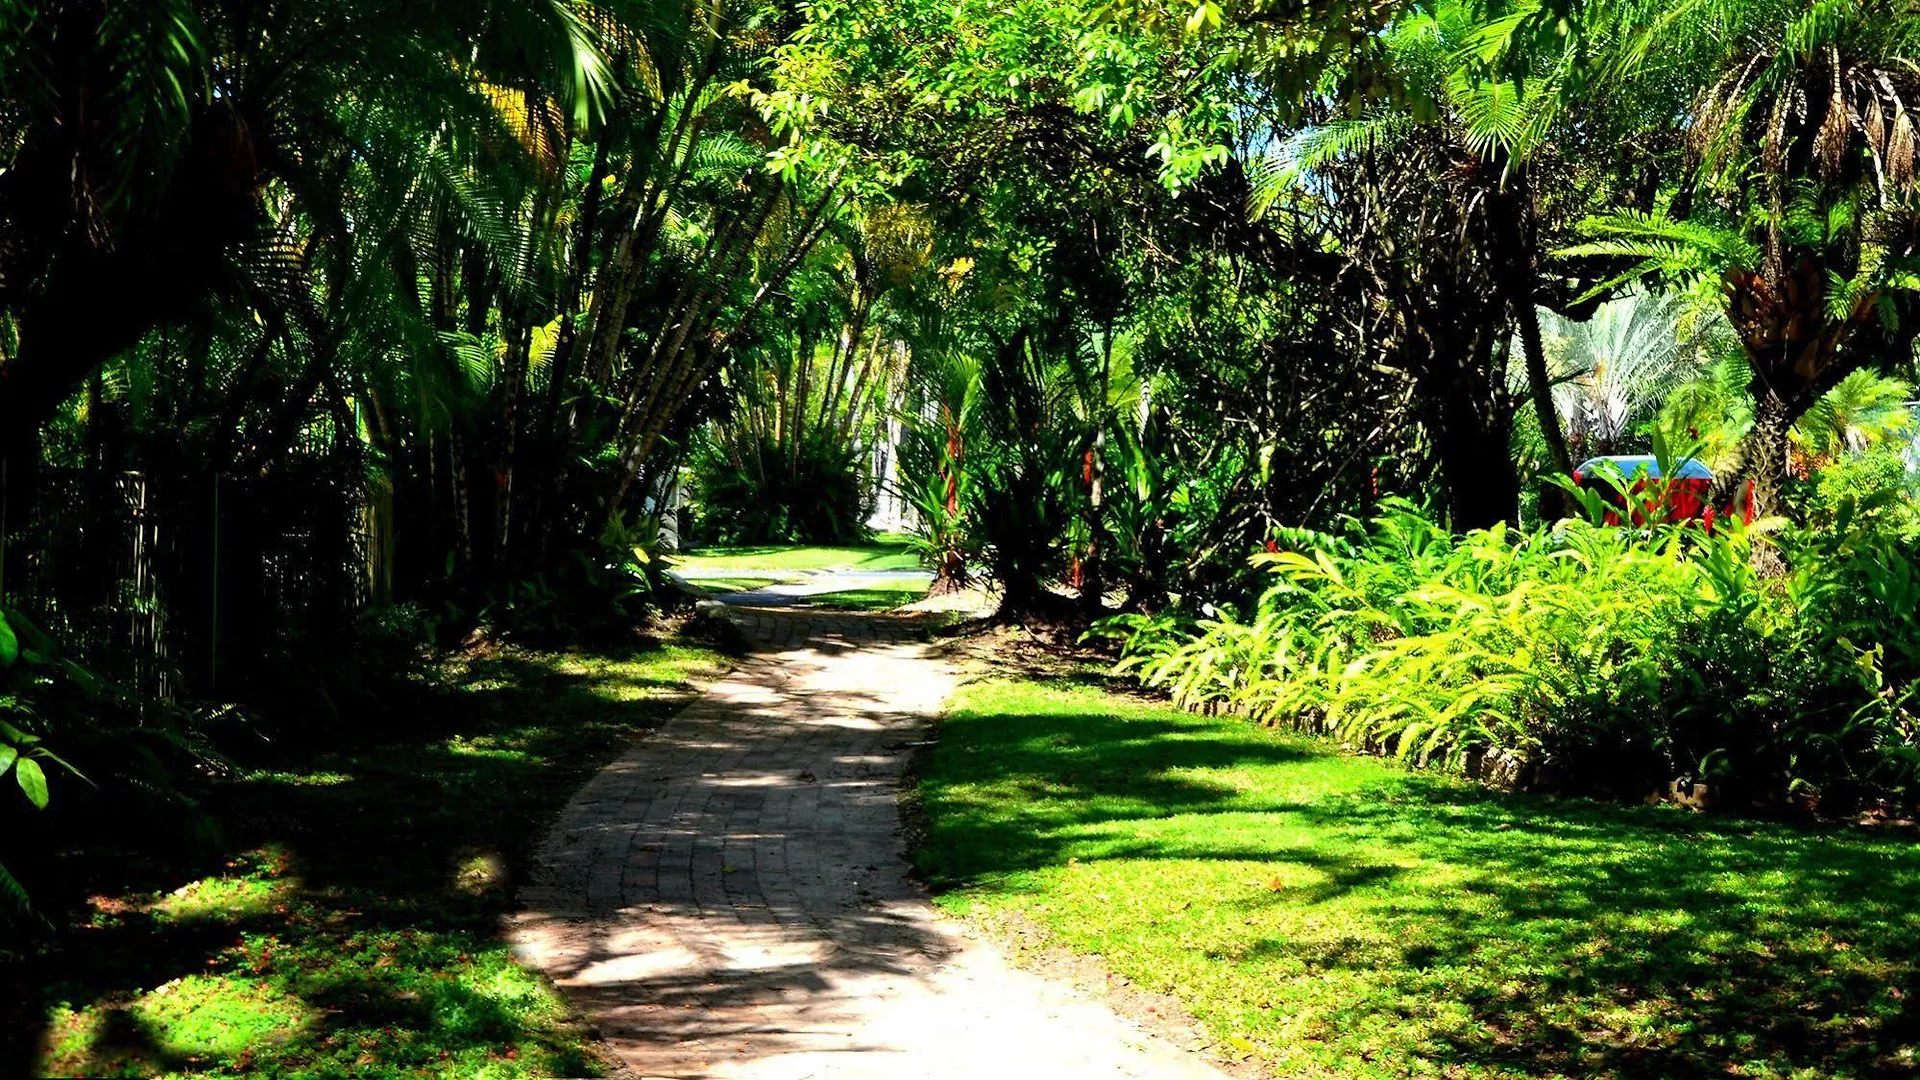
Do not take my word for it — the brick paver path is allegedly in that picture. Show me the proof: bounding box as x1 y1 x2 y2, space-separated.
510 608 1226 1079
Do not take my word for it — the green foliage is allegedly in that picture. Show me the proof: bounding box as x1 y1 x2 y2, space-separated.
1792 368 1917 462
480 516 666 646
902 464 979 590
1790 445 1920 538
689 426 874 547
900 351 983 591
0 608 220 933
19 642 726 1076
1102 497 1920 806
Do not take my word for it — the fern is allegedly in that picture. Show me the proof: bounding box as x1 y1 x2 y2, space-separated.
1107 500 1920 799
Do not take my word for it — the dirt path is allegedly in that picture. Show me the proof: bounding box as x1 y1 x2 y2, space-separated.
509 608 1226 1079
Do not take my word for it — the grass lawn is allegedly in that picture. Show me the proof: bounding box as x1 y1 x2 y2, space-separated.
684 575 782 594
669 534 921 574
12 640 728 1079
917 675 1920 1080
679 577 924 610
804 584 928 611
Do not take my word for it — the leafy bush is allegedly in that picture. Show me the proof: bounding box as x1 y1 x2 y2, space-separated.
1098 496 1920 809
481 515 666 646
1787 445 1920 540
688 428 873 546
0 609 218 935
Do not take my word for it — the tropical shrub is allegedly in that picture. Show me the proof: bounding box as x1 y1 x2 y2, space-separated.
687 428 873 547
1788 446 1920 540
1099 496 1920 809
480 527 665 646
0 608 217 935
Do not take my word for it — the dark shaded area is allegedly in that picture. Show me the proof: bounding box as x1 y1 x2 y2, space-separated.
917 678 1920 1079
0 642 720 1077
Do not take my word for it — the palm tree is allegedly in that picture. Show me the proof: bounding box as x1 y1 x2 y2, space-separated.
1527 291 1712 457
1252 0 1662 526
0 0 613 544
1568 0 1920 519
1791 368 1917 466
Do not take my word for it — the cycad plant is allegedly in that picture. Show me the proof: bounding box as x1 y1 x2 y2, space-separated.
1565 0 1920 520
1656 353 1760 472
1791 369 1916 468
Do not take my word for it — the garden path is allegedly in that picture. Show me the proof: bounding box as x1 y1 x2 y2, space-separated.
509 607 1226 1079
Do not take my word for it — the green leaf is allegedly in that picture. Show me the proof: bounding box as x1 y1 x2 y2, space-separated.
0 858 37 921
16 757 47 809
0 619 15 667
0 745 15 776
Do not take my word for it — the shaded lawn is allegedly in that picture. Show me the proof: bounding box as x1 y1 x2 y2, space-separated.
670 536 920 574
12 642 727 1079
918 677 1920 1080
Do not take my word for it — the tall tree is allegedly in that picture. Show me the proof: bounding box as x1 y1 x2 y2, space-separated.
1571 0 1920 518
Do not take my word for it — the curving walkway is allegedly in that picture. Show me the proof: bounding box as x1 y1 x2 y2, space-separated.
509 608 1226 1080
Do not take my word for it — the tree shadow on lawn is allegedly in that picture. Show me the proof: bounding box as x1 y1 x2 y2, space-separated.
1308 786 1920 1078
918 679 1920 1079
913 705 1317 886
5 644 720 1078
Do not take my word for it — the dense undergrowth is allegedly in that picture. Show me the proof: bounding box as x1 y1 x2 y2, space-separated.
689 427 875 547
1100 486 1920 812
1 636 727 1077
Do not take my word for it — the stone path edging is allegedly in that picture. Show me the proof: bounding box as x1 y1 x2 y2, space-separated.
509 608 1227 1079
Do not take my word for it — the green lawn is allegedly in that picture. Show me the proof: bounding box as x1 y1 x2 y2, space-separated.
670 535 921 574
680 577 923 610
917 676 1920 1079
805 584 928 611
19 642 728 1079
685 575 782 594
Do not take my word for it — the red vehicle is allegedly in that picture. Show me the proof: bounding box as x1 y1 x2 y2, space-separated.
1571 455 1755 529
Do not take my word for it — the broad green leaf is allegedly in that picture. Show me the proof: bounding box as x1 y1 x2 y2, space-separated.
16 757 47 809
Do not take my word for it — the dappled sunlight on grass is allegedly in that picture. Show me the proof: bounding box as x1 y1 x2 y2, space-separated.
21 642 728 1078
920 678 1920 1078
45 975 314 1076
150 858 295 926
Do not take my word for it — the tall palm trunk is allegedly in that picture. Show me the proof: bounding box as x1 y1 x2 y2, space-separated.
1489 170 1574 513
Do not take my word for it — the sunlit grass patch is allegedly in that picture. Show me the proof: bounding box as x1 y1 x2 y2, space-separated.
671 539 921 573
244 769 352 787
151 874 291 925
27 640 729 1078
806 585 926 611
689 575 784 593
137 976 312 1060
43 976 312 1076
918 676 1920 1079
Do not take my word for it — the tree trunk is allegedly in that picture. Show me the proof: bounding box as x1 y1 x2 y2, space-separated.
1744 389 1792 519
1742 389 1792 575
1417 327 1520 533
1489 170 1573 516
